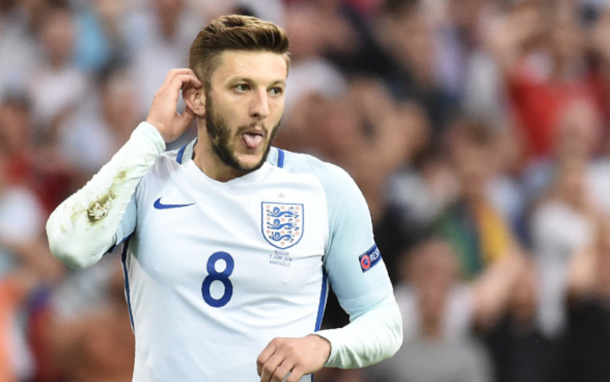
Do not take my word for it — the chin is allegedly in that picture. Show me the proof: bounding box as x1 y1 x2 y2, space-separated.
237 157 264 171
233 151 265 170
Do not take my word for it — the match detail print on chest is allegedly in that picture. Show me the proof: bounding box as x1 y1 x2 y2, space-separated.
262 201 305 269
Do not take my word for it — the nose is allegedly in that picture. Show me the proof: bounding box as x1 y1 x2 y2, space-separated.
249 89 270 120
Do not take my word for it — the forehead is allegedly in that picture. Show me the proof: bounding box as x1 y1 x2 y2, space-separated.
211 51 288 85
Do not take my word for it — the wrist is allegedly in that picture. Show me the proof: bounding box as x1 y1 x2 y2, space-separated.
145 119 170 142
308 334 331 363
136 122 167 153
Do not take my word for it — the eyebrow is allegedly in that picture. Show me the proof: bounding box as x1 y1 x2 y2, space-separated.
228 78 286 87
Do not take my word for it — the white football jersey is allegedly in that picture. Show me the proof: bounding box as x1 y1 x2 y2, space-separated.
115 141 393 381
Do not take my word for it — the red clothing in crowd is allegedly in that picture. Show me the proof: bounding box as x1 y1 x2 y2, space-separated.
507 62 602 159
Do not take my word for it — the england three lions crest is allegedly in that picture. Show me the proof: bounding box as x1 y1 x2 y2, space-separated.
261 202 304 249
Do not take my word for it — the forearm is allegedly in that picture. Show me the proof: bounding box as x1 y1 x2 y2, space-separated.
314 294 403 369
472 250 524 327
46 122 165 269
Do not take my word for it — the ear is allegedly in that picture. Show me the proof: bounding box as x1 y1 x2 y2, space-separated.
182 83 205 117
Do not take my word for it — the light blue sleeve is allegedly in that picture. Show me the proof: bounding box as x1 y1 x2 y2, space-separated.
312 161 394 320
271 149 403 367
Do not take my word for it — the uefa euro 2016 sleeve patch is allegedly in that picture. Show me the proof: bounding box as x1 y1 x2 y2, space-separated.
359 244 381 272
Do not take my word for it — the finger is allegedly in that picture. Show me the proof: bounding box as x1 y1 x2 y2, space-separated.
182 78 203 97
168 74 201 95
180 68 201 83
160 68 198 89
151 75 195 107
257 342 278 376
153 76 201 112
184 70 203 88
174 69 203 89
286 367 304 382
271 360 296 382
260 353 284 382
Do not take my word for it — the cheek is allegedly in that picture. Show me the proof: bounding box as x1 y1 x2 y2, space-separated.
270 100 285 121
213 104 242 130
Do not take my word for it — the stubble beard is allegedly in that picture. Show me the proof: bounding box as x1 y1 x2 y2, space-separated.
205 98 280 174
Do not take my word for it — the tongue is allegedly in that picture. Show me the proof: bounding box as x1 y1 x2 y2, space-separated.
242 133 263 149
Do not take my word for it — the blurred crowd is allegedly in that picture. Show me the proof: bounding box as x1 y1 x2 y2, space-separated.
2 0 610 381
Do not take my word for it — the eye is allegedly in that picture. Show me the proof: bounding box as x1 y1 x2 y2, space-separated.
234 84 250 92
269 87 284 96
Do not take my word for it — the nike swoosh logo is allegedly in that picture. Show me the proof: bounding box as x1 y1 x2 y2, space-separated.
153 198 195 210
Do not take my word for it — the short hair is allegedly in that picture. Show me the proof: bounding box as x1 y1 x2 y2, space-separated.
189 15 290 89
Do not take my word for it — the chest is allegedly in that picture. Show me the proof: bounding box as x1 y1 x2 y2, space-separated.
131 169 329 303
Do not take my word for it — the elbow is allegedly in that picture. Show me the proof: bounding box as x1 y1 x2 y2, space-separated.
46 216 106 270
47 233 102 270
48 240 100 270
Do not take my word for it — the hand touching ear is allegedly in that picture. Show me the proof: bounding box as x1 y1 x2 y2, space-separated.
146 68 203 142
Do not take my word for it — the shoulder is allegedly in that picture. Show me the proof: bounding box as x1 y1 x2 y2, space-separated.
140 143 191 184
267 147 358 193
148 150 179 175
268 148 371 228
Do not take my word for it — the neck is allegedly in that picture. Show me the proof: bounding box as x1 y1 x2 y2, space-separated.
192 132 248 183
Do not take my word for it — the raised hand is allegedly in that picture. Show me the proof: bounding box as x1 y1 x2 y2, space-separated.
146 68 203 142
257 335 331 382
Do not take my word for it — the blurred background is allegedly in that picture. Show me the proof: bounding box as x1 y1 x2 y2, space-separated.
2 0 610 380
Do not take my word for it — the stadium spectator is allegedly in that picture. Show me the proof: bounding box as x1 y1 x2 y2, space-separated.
367 238 522 382
374 0 460 139
529 156 598 336
0 0 38 101
23 0 89 136
561 217 610 382
484 257 564 382
0 95 75 214
433 117 520 279
49 254 134 382
58 62 142 187
0 150 63 382
489 0 603 161
521 96 603 209
128 0 204 131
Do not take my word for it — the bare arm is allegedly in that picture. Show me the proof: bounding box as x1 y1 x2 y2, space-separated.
471 247 526 329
